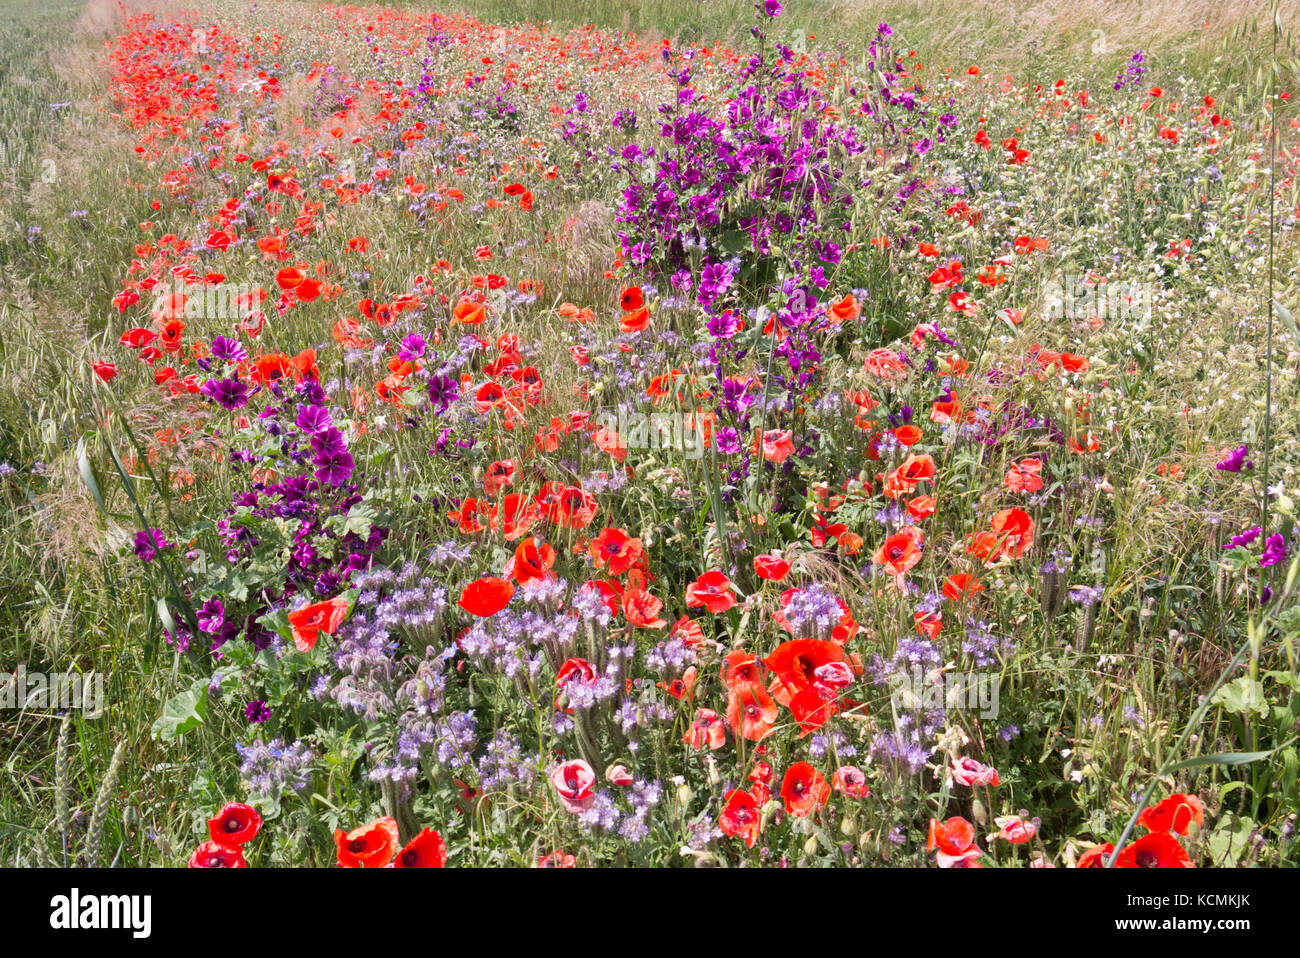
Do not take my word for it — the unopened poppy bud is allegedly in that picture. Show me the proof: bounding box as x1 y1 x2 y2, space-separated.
803 835 820 856
840 815 857 836
706 756 722 787
676 783 694 806
972 797 987 826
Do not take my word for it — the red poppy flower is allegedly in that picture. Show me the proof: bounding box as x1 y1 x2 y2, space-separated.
658 665 697 701
622 588 666 629
927 815 980 867
494 493 540 541
543 484 599 530
453 298 486 325
685 570 737 614
722 785 759 842
727 685 779 742
780 762 830 818
757 428 795 463
619 286 644 312
589 527 644 576
719 789 763 848
996 815 1038 843
207 802 262 848
753 554 791 581
512 537 556 585
459 577 515 617
92 360 118 382
483 459 517 496
393 827 447 868
894 424 923 446
942 573 984 601
721 650 766 692
1138 793 1205 836
334 817 400 868
275 266 305 290
620 305 650 333
669 615 705 646
989 507 1035 559
1076 843 1115 868
287 595 349 652
764 638 846 706
188 840 247 868
873 527 923 577
950 756 999 787
787 687 839 734
1113 831 1193 868
829 293 860 323
683 708 727 750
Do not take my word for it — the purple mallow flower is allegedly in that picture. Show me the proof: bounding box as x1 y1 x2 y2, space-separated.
1261 533 1287 568
1215 446 1251 473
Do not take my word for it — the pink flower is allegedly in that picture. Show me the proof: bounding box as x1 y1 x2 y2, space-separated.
551 759 596 814
606 764 634 786
950 756 1000 788
995 815 1038 844
831 765 870 798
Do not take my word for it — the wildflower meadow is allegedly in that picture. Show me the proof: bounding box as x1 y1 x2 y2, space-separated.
1 0 1300 895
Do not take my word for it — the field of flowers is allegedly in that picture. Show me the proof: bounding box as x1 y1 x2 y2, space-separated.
1 0 1300 871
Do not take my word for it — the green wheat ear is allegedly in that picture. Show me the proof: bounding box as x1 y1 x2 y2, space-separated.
55 712 71 867
84 740 126 867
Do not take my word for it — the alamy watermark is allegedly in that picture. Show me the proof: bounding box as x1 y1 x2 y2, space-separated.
1 666 104 718
889 667 1000 720
1042 275 1152 323
150 278 261 322
593 407 705 460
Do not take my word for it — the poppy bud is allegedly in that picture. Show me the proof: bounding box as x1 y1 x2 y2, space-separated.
840 815 857 836
971 797 987 826
803 836 820 856
676 784 694 806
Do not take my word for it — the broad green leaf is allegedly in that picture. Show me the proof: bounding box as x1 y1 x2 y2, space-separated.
151 677 209 742
1210 677 1269 717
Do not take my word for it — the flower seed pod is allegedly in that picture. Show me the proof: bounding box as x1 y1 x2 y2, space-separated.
1075 601 1098 651
1215 564 1231 604
1040 568 1064 620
